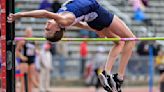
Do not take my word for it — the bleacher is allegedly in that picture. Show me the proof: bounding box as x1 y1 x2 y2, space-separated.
15 0 164 37
100 0 164 37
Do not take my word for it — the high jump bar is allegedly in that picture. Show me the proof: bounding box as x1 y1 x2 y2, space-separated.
15 37 164 41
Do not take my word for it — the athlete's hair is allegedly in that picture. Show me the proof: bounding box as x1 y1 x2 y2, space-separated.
46 28 65 42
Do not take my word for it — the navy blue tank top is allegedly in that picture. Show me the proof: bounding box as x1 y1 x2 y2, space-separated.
57 0 114 31
22 41 35 62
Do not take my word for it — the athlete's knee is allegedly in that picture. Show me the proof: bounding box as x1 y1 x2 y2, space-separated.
116 41 125 47
127 40 136 49
114 41 125 47
127 35 136 48
119 41 125 46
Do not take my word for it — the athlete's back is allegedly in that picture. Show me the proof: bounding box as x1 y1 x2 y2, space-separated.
57 0 114 30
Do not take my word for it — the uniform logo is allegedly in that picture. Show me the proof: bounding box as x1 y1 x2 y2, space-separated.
84 12 98 22
74 12 98 24
60 6 67 11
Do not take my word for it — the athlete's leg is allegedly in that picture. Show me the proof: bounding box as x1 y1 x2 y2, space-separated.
101 29 125 75
100 15 136 92
98 29 125 92
106 15 136 78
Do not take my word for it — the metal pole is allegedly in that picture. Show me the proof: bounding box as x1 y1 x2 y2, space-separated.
149 45 154 92
6 0 15 92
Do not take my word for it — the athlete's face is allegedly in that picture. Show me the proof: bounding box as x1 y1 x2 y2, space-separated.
44 19 61 38
25 28 33 37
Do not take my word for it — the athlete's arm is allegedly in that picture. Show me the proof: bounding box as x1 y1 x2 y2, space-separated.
15 41 28 61
74 22 106 38
7 10 75 26
74 22 96 32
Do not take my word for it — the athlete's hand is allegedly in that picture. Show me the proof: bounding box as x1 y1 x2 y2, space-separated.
7 13 18 23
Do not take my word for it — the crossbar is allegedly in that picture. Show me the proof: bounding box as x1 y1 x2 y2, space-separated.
14 37 164 41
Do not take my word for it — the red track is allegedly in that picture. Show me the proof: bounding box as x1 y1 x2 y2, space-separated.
15 86 158 92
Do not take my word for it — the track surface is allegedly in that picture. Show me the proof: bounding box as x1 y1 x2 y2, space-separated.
15 86 158 92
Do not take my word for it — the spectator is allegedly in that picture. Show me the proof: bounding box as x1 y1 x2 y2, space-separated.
89 31 98 38
92 46 106 92
24 27 38 90
39 42 52 92
56 41 68 79
79 29 90 38
51 0 62 13
34 41 41 86
129 0 153 25
134 8 146 22
137 41 149 56
15 2 22 13
155 51 164 92
129 0 145 11
80 29 98 38
15 57 21 87
15 40 29 92
80 30 98 38
38 0 51 10
137 41 161 56
84 46 106 92
16 27 38 92
50 43 57 56
80 41 88 77
141 0 149 7
129 0 145 22
151 42 162 56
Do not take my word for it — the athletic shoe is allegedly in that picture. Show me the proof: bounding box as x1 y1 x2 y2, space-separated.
112 74 124 92
98 71 117 92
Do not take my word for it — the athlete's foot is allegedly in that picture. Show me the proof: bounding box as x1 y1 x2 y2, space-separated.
98 71 117 92
112 74 124 92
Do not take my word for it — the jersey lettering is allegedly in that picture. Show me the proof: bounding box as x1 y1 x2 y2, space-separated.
84 12 98 22
76 12 98 22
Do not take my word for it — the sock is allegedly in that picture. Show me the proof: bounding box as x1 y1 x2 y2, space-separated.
104 70 111 76
97 69 103 75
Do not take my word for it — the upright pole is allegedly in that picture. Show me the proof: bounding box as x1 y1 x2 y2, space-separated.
149 45 154 92
6 0 15 92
